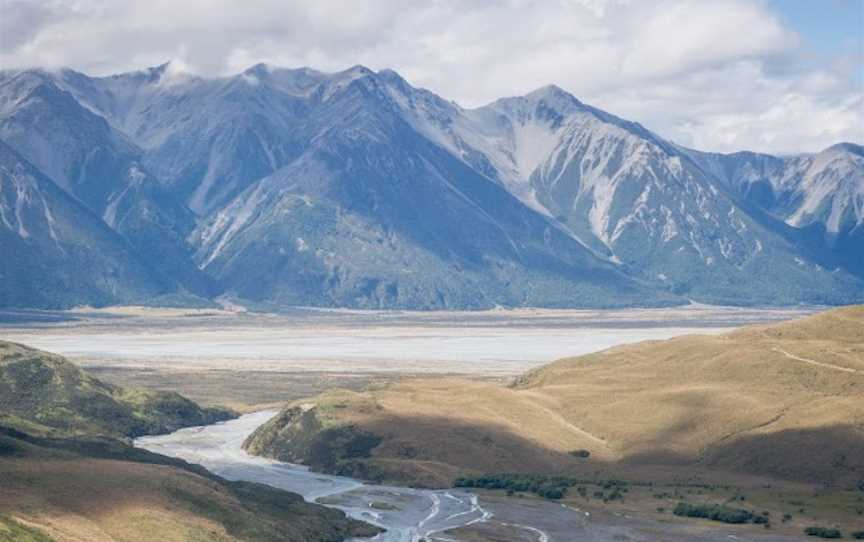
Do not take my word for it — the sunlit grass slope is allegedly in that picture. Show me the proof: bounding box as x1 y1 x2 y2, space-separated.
245 306 864 488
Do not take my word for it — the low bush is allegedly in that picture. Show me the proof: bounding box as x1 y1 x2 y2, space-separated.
804 526 843 539
673 502 753 524
454 474 575 500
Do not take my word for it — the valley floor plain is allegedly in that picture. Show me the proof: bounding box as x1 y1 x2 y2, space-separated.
3 303 850 541
0 304 813 410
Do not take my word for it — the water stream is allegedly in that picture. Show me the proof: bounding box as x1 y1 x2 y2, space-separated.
135 411 805 542
135 410 572 541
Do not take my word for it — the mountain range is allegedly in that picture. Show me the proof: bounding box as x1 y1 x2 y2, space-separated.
1 62 862 309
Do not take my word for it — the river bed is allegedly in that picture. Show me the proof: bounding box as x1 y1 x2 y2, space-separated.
0 305 813 376
135 412 806 542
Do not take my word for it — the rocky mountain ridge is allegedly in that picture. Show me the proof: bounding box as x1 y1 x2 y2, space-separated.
1 63 861 308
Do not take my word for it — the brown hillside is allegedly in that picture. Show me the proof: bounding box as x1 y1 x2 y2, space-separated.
245 306 864 488
0 447 378 542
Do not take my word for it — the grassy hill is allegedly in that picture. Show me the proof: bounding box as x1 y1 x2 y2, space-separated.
0 342 379 541
244 306 864 488
0 426 379 542
519 305 864 484
0 341 233 438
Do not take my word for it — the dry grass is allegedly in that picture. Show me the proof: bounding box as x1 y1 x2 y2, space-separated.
70 306 238 318
88 367 397 412
0 458 239 542
264 306 864 489
521 305 864 482
0 452 379 542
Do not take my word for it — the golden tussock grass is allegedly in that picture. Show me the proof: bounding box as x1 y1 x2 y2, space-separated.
280 306 864 488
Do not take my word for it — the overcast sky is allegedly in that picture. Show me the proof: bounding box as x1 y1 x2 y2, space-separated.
1 0 862 154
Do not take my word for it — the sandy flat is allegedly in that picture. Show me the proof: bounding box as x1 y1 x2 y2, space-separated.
0 305 813 376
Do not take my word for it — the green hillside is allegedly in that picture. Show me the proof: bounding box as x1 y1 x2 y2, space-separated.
0 341 379 541
0 341 232 438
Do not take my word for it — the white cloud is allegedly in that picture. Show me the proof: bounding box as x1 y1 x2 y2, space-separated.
619 1 796 80
675 91 863 154
0 0 861 154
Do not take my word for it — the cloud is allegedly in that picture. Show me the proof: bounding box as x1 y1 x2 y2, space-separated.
0 0 860 154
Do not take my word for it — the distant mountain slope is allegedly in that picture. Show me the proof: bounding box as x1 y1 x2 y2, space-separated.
244 306 864 488
191 71 668 309
0 63 861 308
686 143 863 237
56 63 312 215
380 78 864 304
0 141 168 308
0 69 213 298
684 143 864 276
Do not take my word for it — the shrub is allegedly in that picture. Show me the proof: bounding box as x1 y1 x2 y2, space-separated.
454 474 572 500
804 526 843 539
851 532 864 540
673 502 754 524
537 485 565 500
607 489 624 501
569 449 591 458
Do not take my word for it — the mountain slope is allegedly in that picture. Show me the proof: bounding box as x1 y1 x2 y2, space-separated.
53 63 316 216
191 70 669 309
1 63 861 309
685 142 864 276
0 141 168 308
244 306 864 487
382 79 864 304
0 69 213 297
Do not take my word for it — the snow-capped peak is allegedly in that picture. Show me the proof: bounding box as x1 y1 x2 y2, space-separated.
524 84 584 109
824 142 863 157
150 60 194 87
242 62 273 76
784 142 864 234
